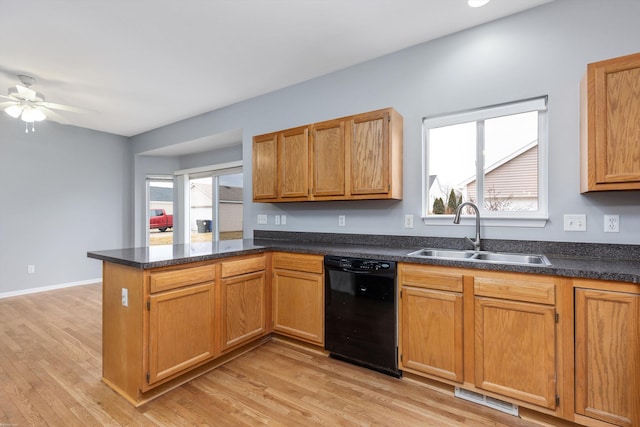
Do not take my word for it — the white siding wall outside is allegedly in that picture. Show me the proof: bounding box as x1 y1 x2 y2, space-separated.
466 145 538 211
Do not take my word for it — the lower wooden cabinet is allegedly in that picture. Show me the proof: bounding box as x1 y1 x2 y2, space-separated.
575 286 640 426
399 265 464 383
474 297 557 409
147 282 216 384
220 255 269 352
272 252 324 345
399 264 561 414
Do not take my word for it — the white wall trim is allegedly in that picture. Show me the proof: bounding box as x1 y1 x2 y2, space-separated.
0 278 101 300
174 160 242 176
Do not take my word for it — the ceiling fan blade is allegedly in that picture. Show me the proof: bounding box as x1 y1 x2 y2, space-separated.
38 101 89 113
38 106 71 125
0 101 17 108
0 94 18 101
15 84 37 100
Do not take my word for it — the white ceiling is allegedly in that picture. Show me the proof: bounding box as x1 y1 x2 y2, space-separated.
1 0 552 138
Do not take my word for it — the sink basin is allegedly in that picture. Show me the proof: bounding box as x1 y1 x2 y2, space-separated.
408 248 475 259
407 248 551 266
470 252 550 265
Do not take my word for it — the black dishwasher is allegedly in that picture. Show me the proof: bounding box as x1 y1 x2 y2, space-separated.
324 255 400 377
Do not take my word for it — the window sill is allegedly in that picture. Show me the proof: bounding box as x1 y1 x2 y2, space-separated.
422 215 548 228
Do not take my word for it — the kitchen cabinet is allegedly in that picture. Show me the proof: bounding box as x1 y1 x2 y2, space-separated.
473 274 558 410
147 265 216 385
252 127 309 201
398 264 464 383
581 52 640 192
311 119 346 198
220 255 269 351
252 107 403 202
575 283 640 427
101 255 272 405
272 252 324 345
279 126 309 200
252 133 278 200
349 109 402 198
399 264 561 413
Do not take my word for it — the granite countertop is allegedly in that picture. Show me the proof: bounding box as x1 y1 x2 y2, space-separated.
87 232 640 285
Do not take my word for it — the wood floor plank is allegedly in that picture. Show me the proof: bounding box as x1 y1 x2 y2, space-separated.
0 283 559 427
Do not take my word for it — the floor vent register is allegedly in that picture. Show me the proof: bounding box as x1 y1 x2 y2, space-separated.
454 387 519 416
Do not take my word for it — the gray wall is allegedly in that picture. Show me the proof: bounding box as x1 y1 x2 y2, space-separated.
130 0 640 246
0 114 131 295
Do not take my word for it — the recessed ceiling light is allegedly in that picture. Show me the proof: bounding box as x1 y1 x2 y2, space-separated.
468 0 490 7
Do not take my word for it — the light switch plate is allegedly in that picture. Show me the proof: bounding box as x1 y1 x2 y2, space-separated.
564 214 586 231
257 214 267 224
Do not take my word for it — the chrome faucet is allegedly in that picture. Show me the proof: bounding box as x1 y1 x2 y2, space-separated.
453 202 481 251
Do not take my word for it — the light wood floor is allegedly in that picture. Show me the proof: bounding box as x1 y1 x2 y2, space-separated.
0 283 547 426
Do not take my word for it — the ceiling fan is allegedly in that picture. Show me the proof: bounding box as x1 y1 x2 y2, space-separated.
1 75 85 133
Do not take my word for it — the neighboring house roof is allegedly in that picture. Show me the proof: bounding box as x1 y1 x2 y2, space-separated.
191 183 243 206
220 186 243 202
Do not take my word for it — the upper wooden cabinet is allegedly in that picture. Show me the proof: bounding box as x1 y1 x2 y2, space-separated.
252 133 278 200
252 107 403 202
311 119 346 198
581 52 640 192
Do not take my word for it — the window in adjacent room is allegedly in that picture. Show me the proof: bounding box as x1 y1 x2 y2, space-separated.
147 177 174 246
422 96 548 226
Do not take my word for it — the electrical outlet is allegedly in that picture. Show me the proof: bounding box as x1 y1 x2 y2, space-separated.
604 214 619 233
121 288 128 307
404 214 414 228
275 215 280 225
27 265 35 274
281 215 286 225
257 214 267 225
338 215 346 227
563 214 587 231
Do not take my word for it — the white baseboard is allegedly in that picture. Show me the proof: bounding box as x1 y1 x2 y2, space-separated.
0 278 101 299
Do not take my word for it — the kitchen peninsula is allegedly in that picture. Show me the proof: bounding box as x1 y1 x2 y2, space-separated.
88 232 640 426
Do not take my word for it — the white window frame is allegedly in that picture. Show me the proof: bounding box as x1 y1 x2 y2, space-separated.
174 161 243 243
422 96 548 228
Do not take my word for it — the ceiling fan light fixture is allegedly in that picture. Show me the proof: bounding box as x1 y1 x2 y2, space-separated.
5 104 23 118
21 107 46 122
468 0 490 7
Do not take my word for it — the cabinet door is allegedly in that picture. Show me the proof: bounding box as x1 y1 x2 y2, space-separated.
474 297 557 409
273 268 324 345
401 287 463 383
582 52 640 191
252 133 278 200
279 126 309 199
350 110 390 195
148 282 216 385
575 289 640 426
221 271 267 351
311 119 345 197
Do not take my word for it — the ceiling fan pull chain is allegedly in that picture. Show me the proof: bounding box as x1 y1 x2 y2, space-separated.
25 122 28 133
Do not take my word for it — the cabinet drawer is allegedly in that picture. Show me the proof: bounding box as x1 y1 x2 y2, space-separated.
273 252 323 274
149 264 215 293
474 276 555 305
399 264 463 292
220 255 266 278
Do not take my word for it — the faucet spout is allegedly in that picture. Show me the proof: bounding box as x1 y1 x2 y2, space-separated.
453 202 482 251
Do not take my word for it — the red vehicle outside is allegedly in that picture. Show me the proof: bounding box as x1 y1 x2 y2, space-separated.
149 209 173 232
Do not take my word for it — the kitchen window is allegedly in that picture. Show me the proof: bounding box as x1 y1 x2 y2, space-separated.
422 96 548 227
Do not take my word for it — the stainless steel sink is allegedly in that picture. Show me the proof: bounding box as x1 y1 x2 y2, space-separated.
406 248 551 266
408 248 475 259
471 252 550 265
